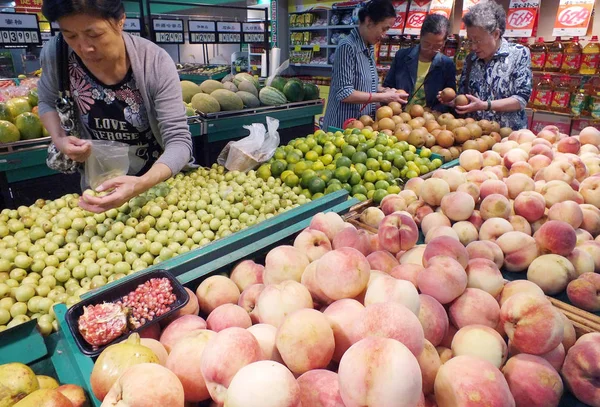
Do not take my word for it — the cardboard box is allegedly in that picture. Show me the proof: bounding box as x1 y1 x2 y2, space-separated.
530 111 572 135
571 118 600 136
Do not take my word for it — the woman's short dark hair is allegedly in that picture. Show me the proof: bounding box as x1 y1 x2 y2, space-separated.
358 0 396 24
420 14 450 37
42 0 125 23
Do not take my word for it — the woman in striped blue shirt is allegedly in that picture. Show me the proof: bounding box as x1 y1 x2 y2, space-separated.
323 0 407 131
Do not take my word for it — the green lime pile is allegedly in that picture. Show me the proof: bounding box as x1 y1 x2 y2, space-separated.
257 128 443 204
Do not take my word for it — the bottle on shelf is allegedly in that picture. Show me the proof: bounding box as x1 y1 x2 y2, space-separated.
532 74 554 109
378 35 390 64
455 38 468 74
530 37 547 71
561 36 582 74
551 75 573 113
580 35 600 75
570 86 590 117
544 37 564 72
388 36 402 60
443 35 458 58
591 91 600 120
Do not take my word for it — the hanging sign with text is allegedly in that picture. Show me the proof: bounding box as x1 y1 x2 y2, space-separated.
0 13 41 46
505 0 541 37
188 20 216 44
124 18 141 37
404 0 432 36
552 0 594 37
388 0 409 35
217 22 241 44
243 22 265 43
152 18 184 44
429 0 455 20
460 0 480 36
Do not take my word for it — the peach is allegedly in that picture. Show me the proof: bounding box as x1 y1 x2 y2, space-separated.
160 314 207 352
263 245 310 284
514 191 546 223
543 161 576 184
413 202 435 225
466 169 490 186
480 193 512 220
531 215 549 234
502 354 563 407
561 312 577 352
399 189 419 205
276 309 335 375
580 204 600 236
418 294 449 347
247 323 283 363
380 194 407 215
496 231 539 272
466 240 504 269
434 355 515 406
579 176 600 208
579 126 600 144
425 226 459 243
256 280 314 328
399 244 427 266
452 221 479 246
456 182 480 204
166 329 215 402
436 346 453 364
499 280 545 306
323 299 365 362
364 275 420 315
534 220 576 256
529 143 554 159
459 150 484 171
527 254 576 295
508 215 532 235
359 207 385 229
161 287 199 327
418 339 442 395
423 236 469 268
390 263 423 287
420 178 451 206
433 169 467 191
315 248 370 300
302 260 333 305
465 258 504 297
480 179 509 200
451 325 508 368
548 201 583 229
509 342 566 372
529 154 552 175
467 209 484 230
377 212 419 254
332 226 372 256
294 228 332 262
226 361 301 407
338 337 422 407
541 180 582 208
500 293 564 355
482 150 502 166
405 177 425 194
440 191 475 221
238 283 265 324
421 212 451 237
196 275 240 316
206 304 252 332
449 288 501 329
503 148 529 169
506 173 535 200
200 327 262 403
563 153 589 182
297 370 344 407
352 302 425 356
566 272 600 312
493 139 519 156
230 260 264 292
418 256 467 304
561 332 600 407
366 250 399 274
557 136 581 154
576 228 595 244
309 212 346 241
532 137 552 147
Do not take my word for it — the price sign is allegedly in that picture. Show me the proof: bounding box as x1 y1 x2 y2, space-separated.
313 44 320 51
123 18 141 36
552 0 594 37
505 1 540 37
152 18 184 44
243 22 265 44
404 0 432 35
388 0 409 35
460 0 480 36
429 0 454 19
217 21 241 43
294 45 301 51
0 13 41 46
189 20 216 43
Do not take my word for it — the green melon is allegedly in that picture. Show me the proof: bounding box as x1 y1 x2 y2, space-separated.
270 77 288 93
27 89 38 107
191 93 220 114
303 83 320 100
0 120 20 143
200 79 224 94
233 73 259 89
259 86 287 106
238 80 259 97
283 80 305 102
15 112 42 140
223 81 238 92
237 91 261 108
211 89 244 111
181 80 201 103
6 97 31 119
0 102 13 122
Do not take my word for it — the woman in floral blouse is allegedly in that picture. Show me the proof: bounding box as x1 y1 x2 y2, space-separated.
438 0 532 130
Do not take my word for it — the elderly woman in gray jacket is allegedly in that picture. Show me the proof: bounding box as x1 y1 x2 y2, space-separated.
38 0 193 213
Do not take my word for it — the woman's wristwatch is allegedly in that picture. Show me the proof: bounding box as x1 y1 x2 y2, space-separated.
487 100 492 111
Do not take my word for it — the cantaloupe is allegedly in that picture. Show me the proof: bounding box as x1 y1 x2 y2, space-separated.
211 89 244 111
237 91 261 108
200 79 224 94
181 80 201 103
233 73 259 89
191 93 220 114
223 81 238 92
238 80 259 97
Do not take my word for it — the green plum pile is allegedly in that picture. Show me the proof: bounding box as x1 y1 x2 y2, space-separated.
0 165 308 334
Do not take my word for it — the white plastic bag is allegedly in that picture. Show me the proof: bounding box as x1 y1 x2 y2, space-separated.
84 140 130 190
218 117 280 172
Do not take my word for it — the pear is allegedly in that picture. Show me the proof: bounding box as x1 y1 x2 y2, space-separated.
13 389 72 407
0 363 39 407
36 375 59 390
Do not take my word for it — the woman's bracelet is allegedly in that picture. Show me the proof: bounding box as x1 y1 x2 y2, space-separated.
367 93 373 104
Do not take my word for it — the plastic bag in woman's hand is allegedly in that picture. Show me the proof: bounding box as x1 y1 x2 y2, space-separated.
84 140 130 190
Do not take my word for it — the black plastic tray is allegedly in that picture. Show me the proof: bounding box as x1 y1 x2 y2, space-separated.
65 269 189 357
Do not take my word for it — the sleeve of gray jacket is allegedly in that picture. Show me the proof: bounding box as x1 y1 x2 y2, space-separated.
37 36 60 116
152 50 193 176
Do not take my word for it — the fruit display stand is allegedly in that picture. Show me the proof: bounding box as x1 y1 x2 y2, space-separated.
178 67 230 85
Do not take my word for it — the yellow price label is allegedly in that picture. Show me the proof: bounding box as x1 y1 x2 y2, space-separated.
252 65 258 71
236 66 241 72
294 45 301 52
313 44 320 52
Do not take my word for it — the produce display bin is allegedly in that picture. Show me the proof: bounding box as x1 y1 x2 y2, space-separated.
178 71 229 84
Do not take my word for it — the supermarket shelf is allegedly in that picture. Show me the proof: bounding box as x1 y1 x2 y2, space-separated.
249 52 265 56
292 63 333 68
290 24 357 31
290 44 335 49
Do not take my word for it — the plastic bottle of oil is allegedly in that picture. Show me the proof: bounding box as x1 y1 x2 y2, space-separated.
443 35 458 59
455 38 468 73
532 74 554 109
570 87 589 117
561 36 582 74
591 91 600 120
544 37 564 72
378 35 390 64
551 76 573 113
530 37 547 71
388 36 402 60
580 35 600 75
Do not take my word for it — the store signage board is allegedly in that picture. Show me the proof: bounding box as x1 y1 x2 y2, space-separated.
404 0 432 36
505 0 540 37
243 22 265 43
388 0 409 35
124 18 141 37
460 0 480 36
152 18 184 44
271 0 277 46
429 0 454 19
188 21 217 44
552 0 594 37
0 13 41 46
217 21 241 44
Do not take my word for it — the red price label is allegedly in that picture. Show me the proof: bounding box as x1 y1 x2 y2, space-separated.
508 9 535 28
553 0 594 35
407 12 426 26
558 6 590 26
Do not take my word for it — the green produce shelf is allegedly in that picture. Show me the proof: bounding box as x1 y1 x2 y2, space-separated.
179 71 228 84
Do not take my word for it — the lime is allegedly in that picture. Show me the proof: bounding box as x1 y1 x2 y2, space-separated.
300 189 312 199
325 183 343 194
351 184 368 196
353 193 368 202
363 182 375 191
314 129 325 137
294 161 309 176
367 190 375 199
380 160 392 172
341 183 352 193
366 158 380 171
367 148 380 159
312 160 325 171
375 170 387 181
318 169 333 183
393 156 407 169
305 150 319 162
354 163 367 177
376 135 388 145
406 170 419 179
297 143 310 154
375 144 387 153
364 170 377 183
391 167 400 179
365 139 376 149
287 163 296 172
308 177 326 194
383 150 397 162
334 166 351 183
271 160 287 177
306 137 317 148
351 129 361 135
408 145 417 153
323 143 337 156
326 164 336 171
316 133 329 145
375 180 390 190
346 134 360 146
388 185 401 194
333 136 345 148
286 151 301 164
336 156 352 168
281 170 294 181
327 178 342 186
320 154 334 166
342 145 356 158
300 170 317 188
348 172 362 186
257 164 271 180
419 165 430 175
373 189 388 204
351 151 368 164
432 158 443 168
403 151 416 162
312 145 323 155
420 148 432 158
312 192 324 199
357 142 369 152
285 174 299 187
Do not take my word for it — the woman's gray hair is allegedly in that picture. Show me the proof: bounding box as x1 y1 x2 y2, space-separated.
463 0 506 37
